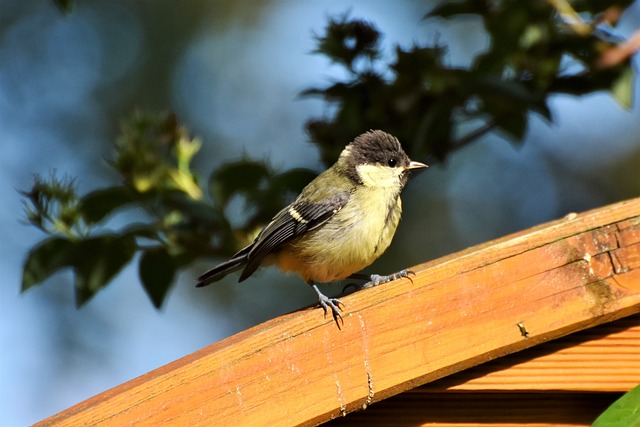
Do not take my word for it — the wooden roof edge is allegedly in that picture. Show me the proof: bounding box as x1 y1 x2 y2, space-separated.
37 197 640 427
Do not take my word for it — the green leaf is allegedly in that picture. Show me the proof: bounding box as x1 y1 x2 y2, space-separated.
497 110 529 144
22 234 137 306
73 235 136 307
53 0 73 13
163 190 224 226
270 168 316 195
21 237 77 292
610 67 635 110
592 385 640 427
425 0 485 19
209 160 271 207
138 247 176 308
79 186 137 224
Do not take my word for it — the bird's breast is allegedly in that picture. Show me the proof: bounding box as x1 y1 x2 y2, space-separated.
277 185 402 283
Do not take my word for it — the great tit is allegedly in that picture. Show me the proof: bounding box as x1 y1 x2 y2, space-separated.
197 130 427 326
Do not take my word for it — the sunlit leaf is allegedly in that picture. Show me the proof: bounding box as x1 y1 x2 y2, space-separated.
610 67 635 110
592 385 640 427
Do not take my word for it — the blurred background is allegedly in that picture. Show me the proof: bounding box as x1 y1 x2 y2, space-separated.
1 1 638 425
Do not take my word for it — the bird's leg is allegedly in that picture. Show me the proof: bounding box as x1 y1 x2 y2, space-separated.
310 282 344 328
344 269 414 293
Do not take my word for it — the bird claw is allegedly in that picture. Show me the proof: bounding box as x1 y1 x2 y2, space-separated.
318 294 344 329
345 269 415 292
311 283 344 329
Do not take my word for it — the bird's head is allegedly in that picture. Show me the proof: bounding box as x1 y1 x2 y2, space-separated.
338 130 428 188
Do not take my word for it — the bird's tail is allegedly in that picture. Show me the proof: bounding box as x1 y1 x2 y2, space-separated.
196 253 248 287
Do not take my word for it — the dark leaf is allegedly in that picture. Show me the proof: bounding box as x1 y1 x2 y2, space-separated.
496 110 529 144
22 234 137 306
414 103 453 160
138 247 176 308
425 0 486 19
270 168 317 196
592 385 640 427
53 0 73 13
163 190 224 226
73 235 136 307
209 160 271 207
313 16 381 69
21 237 77 292
79 186 137 224
473 77 541 107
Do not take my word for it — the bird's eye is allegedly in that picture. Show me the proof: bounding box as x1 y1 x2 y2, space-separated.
387 158 397 167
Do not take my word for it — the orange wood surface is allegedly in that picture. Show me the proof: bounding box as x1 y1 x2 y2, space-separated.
428 314 640 392
331 315 640 426
36 198 640 427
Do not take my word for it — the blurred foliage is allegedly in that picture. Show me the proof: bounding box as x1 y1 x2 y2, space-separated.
53 0 74 14
21 111 316 307
305 0 636 163
591 384 640 426
23 0 638 308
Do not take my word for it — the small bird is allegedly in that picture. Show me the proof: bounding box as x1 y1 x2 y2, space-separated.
197 130 427 326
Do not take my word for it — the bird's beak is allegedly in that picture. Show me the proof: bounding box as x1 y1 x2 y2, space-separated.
406 160 428 171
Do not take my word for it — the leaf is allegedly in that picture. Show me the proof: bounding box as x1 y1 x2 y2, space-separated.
21 237 77 292
592 385 640 427
138 247 176 308
497 110 529 144
425 0 485 19
610 67 635 110
79 186 137 224
209 161 271 207
163 190 224 226
53 0 73 13
22 234 137 306
270 168 317 196
72 235 137 307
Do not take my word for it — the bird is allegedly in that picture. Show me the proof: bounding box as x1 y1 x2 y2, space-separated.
197 130 427 327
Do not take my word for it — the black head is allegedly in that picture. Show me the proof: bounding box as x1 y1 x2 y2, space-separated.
338 130 427 186
347 130 410 169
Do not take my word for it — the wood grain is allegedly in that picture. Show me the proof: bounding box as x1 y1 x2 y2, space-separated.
425 314 640 392
36 198 640 427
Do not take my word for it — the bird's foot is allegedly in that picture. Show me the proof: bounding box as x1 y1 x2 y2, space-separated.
364 269 415 288
343 269 415 293
311 284 344 329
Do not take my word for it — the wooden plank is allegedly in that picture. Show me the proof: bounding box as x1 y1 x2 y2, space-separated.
424 314 640 392
36 198 640 427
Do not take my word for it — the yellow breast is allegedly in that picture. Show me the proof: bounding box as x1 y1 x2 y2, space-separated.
277 169 404 283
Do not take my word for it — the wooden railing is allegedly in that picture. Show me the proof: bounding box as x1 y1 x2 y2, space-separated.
36 197 640 426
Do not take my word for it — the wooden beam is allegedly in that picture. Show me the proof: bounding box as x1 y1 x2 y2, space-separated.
36 198 640 427
426 313 640 392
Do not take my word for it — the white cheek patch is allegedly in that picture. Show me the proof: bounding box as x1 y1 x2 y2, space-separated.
356 164 402 188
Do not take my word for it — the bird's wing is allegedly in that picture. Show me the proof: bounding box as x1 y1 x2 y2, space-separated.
239 191 350 281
